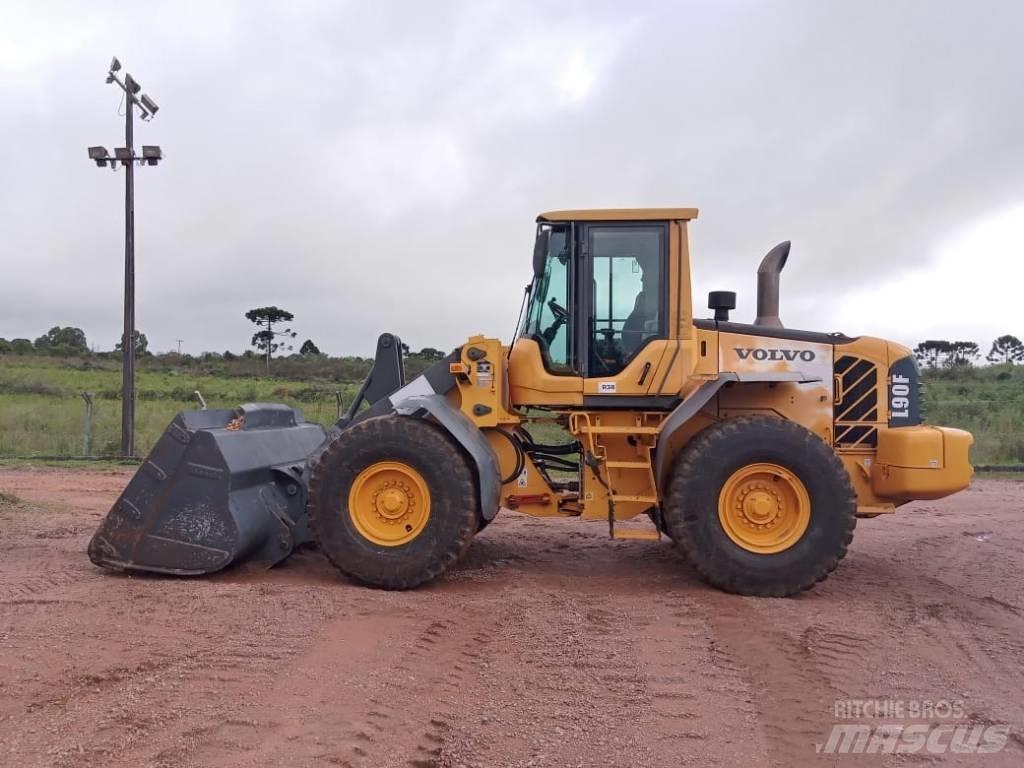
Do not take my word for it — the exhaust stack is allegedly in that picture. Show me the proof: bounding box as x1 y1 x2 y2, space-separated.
755 241 790 328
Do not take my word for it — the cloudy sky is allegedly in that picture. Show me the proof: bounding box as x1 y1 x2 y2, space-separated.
2 0 1022 357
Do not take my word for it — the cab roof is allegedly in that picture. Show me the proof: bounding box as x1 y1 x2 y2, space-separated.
537 207 699 223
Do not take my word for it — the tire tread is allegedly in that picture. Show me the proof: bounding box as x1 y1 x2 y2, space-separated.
306 416 479 590
664 415 856 597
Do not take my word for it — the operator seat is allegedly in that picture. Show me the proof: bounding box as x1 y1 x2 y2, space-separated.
622 287 657 356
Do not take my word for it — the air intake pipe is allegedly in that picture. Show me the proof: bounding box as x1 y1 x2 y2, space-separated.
755 241 790 328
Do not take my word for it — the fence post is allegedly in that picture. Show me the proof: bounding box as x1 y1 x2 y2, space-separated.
80 392 94 456
335 391 344 419
194 390 207 410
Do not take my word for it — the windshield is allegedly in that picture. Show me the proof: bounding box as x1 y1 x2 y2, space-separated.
519 224 572 370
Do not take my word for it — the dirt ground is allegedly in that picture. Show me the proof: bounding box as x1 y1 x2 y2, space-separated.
0 467 1022 767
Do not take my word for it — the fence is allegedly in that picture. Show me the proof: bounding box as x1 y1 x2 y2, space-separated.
0 389 348 459
2 389 1023 470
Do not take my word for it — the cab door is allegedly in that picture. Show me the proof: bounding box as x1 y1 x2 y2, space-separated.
578 222 677 405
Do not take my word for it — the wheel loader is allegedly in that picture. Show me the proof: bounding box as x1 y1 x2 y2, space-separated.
88 208 974 596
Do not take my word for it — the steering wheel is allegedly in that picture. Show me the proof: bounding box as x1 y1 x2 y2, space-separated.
547 297 568 321
540 297 569 344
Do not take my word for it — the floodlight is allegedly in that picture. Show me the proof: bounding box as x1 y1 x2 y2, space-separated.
110 56 121 73
141 145 162 165
124 74 141 94
140 94 159 116
114 147 134 164
88 146 110 167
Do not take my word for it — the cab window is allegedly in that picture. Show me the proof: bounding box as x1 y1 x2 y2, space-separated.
521 224 573 371
588 225 665 376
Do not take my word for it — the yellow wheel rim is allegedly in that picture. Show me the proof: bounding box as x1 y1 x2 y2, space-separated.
718 463 811 554
348 461 431 547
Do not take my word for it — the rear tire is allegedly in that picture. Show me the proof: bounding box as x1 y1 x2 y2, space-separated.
307 415 479 590
662 416 855 597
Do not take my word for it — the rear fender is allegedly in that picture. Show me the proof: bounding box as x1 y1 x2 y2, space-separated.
653 371 822 490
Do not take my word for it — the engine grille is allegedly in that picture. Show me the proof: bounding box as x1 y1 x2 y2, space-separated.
834 355 878 448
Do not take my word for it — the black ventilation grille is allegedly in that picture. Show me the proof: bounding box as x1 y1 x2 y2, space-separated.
834 355 878 448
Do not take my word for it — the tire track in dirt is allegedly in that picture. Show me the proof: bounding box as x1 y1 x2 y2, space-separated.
157 598 508 768
439 587 653 768
0 559 89 603
696 526 1024 768
851 556 1024 750
635 593 768 765
435 580 771 768
698 594 843 767
3 582 349 768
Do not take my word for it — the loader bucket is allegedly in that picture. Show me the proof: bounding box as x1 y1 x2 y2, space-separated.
88 404 326 575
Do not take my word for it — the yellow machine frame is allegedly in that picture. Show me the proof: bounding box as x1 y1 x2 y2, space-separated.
445 208 972 533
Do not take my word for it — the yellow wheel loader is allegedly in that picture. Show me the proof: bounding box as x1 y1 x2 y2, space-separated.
88 208 974 596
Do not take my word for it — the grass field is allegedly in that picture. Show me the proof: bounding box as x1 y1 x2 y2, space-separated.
1 354 1021 464
0 355 368 456
921 363 1024 465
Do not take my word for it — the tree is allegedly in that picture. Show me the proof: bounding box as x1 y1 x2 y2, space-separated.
987 334 1024 364
913 340 951 368
114 330 149 356
946 340 980 367
299 339 321 356
418 347 446 361
245 306 297 368
11 338 32 355
34 326 88 353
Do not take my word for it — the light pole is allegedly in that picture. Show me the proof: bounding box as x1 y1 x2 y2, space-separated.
87 56 162 457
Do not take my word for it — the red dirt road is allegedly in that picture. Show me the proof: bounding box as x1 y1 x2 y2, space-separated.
0 467 1022 767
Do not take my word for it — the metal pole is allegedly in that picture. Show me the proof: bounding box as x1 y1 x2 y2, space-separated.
121 90 136 457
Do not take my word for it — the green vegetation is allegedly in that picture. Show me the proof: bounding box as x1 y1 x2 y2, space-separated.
923 363 1024 465
1 349 1022 465
0 352 437 457
245 306 298 365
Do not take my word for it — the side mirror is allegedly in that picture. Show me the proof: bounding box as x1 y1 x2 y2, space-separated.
532 229 550 276
708 291 736 322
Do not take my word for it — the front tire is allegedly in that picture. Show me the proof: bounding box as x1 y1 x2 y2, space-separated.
307 415 479 590
663 416 856 597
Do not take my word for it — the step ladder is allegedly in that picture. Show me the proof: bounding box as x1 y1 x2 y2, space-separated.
573 414 664 542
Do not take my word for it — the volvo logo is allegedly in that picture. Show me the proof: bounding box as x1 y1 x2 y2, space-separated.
735 347 816 362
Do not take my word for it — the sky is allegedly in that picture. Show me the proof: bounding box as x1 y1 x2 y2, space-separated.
1 0 1023 358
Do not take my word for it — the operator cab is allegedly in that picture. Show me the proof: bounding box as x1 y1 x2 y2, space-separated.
518 212 681 378
510 208 700 408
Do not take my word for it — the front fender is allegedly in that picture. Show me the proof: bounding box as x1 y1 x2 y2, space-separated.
393 393 502 521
